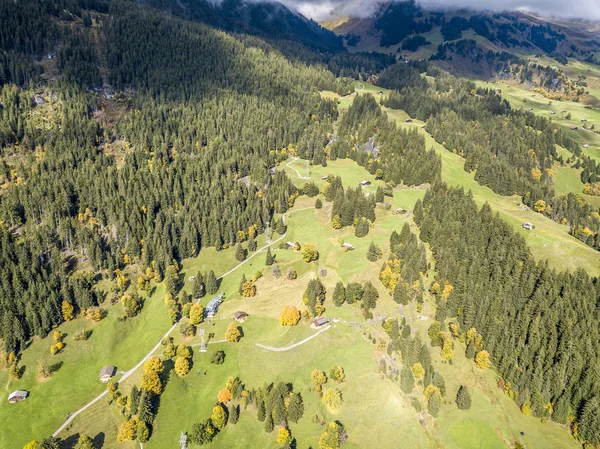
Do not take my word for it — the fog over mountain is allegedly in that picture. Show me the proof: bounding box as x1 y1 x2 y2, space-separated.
277 0 600 21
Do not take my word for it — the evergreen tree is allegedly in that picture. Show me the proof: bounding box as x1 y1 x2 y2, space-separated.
235 243 246 262
315 198 323 209
367 241 382 262
393 283 409 305
355 218 370 237
230 404 240 424
248 236 257 252
265 247 275 266
375 186 384 203
400 365 414 393
239 274 247 295
465 339 476 359
428 392 441 417
455 385 472 410
332 282 346 307
192 272 205 299
552 395 569 424
130 385 141 416
288 393 304 423
362 281 379 310
580 397 600 444
264 413 274 433
205 270 218 295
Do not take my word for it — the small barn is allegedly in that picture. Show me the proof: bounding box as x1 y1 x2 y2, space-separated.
311 317 330 329
8 390 28 404
205 294 224 318
522 222 533 231
405 119 413 123
234 311 249 322
583 144 590 149
286 241 296 249
341 242 354 250
360 180 372 186
99 365 116 382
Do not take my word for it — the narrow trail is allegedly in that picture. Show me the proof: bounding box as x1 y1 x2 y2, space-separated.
286 157 310 180
53 206 314 437
256 325 331 352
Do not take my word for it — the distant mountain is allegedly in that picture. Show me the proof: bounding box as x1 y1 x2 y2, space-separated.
136 0 345 52
324 0 600 76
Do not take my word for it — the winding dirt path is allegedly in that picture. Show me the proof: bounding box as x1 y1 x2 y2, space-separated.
256 325 331 352
53 206 314 437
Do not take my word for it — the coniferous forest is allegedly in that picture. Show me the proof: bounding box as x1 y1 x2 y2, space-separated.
3 0 600 447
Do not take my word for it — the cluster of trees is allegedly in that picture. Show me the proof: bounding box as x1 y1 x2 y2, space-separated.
380 223 427 306
382 69 600 252
330 94 441 187
303 278 326 317
333 279 380 316
0 0 353 354
188 378 304 447
327 179 376 234
415 183 600 444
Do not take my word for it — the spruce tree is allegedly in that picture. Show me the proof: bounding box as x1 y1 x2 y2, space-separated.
579 396 600 444
256 399 266 422
552 395 569 424
400 365 414 394
465 339 476 359
235 243 246 262
355 218 369 237
393 282 409 305
332 282 346 307
288 393 304 423
264 413 274 433
265 247 275 266
315 198 323 209
455 385 471 410
239 274 247 295
362 281 379 310
205 270 218 295
130 385 141 415
428 392 441 417
230 404 240 424
248 236 257 252
192 272 205 299
367 241 382 261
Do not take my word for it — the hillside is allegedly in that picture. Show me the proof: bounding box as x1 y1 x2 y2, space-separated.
3 1 600 449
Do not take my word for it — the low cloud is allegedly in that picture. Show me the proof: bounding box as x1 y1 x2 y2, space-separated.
278 0 600 21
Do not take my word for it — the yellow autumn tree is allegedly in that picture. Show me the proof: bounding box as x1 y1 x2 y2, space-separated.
332 215 342 230
411 363 425 379
279 306 300 326
531 167 542 181
424 384 441 401
189 303 205 325
301 243 319 262
277 427 291 445
217 387 232 403
225 322 241 342
117 419 137 441
241 281 257 297
61 301 74 321
141 370 162 395
475 350 490 369
174 356 190 377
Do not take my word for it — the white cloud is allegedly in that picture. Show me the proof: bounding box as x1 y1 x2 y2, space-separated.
278 0 600 21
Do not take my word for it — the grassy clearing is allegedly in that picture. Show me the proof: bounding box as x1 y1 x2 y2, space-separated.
475 79 600 161
63 180 580 449
553 165 584 195
376 102 600 276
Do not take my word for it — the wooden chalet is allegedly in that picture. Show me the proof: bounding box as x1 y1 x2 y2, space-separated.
99 365 116 382
8 390 28 404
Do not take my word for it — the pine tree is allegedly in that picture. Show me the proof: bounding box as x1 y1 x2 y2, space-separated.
579 396 600 444
465 339 476 359
257 399 266 422
355 218 369 237
192 272 205 299
239 274 247 295
366 241 382 262
235 243 246 262
130 385 141 416
428 392 441 417
315 198 323 209
362 281 379 310
288 393 304 423
265 247 275 266
264 413 274 433
332 282 346 307
375 186 384 203
205 270 218 295
230 404 239 424
455 385 471 410
400 365 414 393
552 395 569 424
248 236 257 252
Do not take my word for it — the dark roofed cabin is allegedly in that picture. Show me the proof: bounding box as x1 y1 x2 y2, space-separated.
99 365 116 382
234 311 248 322
311 317 330 329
